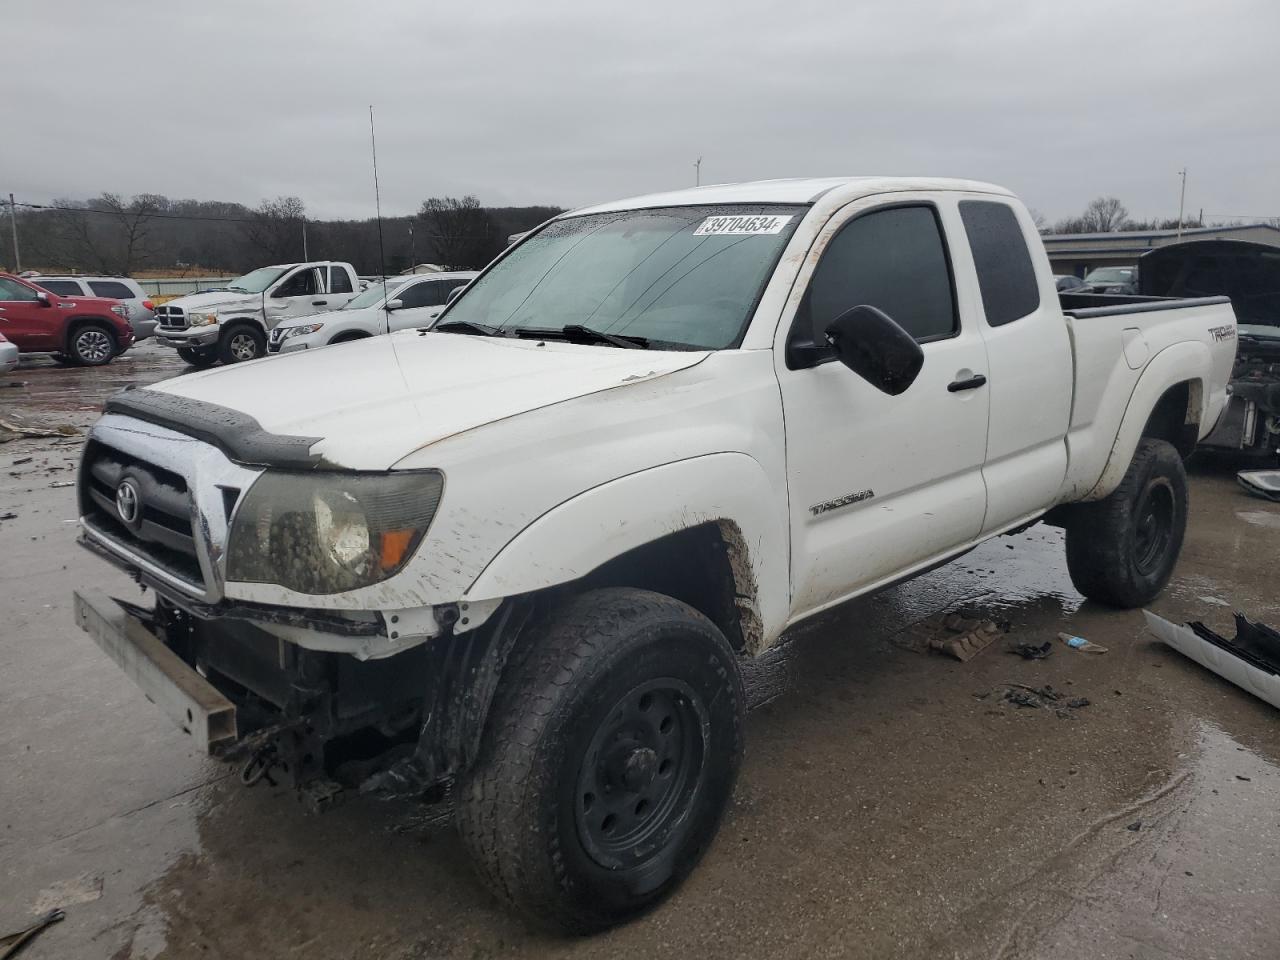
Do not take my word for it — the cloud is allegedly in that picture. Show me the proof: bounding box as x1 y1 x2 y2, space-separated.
8 0 1279 223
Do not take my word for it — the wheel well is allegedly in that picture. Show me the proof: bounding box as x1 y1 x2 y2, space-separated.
573 520 759 653
63 316 115 352
222 318 265 337
329 331 371 344
1142 380 1201 458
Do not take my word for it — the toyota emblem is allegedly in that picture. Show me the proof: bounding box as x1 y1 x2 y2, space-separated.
115 478 141 525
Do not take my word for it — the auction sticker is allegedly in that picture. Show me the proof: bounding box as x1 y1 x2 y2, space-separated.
693 214 793 236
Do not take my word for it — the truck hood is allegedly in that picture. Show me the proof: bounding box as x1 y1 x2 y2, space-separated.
144 332 708 469
164 290 261 312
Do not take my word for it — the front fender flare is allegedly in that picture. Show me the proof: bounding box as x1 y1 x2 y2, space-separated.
464 453 790 651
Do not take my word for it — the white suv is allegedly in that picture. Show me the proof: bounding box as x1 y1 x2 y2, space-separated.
269 271 476 354
31 276 156 340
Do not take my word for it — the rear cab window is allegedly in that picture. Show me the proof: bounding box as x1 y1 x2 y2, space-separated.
792 204 958 362
959 200 1041 326
328 266 353 294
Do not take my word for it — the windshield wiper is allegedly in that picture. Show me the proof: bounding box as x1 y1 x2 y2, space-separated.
429 319 504 337
511 324 647 349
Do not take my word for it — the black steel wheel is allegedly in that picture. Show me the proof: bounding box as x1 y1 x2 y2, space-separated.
1065 438 1188 607
456 588 744 933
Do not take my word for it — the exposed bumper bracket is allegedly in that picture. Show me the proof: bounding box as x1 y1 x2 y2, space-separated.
74 588 238 753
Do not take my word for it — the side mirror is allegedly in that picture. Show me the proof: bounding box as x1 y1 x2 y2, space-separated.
824 305 924 396
37 291 52 307
446 285 466 306
385 298 404 311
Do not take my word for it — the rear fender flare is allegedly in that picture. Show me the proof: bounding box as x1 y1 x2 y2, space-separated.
463 453 789 653
1086 341 1208 500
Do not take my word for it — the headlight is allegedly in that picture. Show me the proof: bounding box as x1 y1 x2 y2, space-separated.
110 304 128 318
282 322 323 339
226 471 443 594
189 311 219 327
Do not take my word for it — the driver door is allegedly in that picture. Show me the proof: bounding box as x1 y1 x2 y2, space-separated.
0 277 58 350
265 267 325 328
776 198 991 616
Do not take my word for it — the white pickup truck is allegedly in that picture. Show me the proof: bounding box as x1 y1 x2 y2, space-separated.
74 178 1236 933
153 261 362 366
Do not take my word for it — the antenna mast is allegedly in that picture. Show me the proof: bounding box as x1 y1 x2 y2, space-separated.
370 105 390 326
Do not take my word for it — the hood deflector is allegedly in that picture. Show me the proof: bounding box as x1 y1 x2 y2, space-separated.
105 388 326 469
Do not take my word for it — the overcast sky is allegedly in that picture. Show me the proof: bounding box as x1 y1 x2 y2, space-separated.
8 0 1279 224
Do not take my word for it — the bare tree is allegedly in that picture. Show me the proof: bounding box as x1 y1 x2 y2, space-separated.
1027 207 1048 233
417 196 498 269
1079 196 1129 233
242 196 307 264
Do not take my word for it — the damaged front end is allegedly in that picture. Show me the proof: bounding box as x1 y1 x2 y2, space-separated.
73 402 521 810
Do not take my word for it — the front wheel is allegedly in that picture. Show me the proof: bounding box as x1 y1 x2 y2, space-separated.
69 324 117 366
219 325 266 364
456 588 744 933
1065 438 1188 607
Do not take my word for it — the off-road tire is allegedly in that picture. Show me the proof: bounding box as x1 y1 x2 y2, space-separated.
455 588 744 934
68 324 116 366
177 346 217 369
1065 438 1187 607
218 324 266 364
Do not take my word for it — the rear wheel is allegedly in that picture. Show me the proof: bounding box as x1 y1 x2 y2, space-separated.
177 346 217 369
69 324 116 366
456 588 744 933
219 325 266 364
1065 438 1188 607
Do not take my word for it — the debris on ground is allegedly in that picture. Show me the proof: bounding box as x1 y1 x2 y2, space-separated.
1059 632 1108 654
1127 820 1142 831
0 908 65 960
12 457 32 466
1144 610 1280 711
47 480 74 489
0 413 80 444
1009 640 1053 660
0 513 16 522
983 682 1092 718
927 614 1007 662
1237 469 1280 502
29 873 103 914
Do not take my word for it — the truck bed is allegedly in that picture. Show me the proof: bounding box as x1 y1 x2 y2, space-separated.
1057 293 1237 502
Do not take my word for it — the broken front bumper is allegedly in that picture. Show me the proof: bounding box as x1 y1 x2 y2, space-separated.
74 589 238 753
156 329 219 349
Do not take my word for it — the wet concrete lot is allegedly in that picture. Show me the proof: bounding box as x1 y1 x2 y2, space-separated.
2 346 1278 959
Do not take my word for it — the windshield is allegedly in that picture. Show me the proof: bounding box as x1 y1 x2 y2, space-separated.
439 204 806 350
344 277 408 309
1084 267 1135 283
227 266 288 294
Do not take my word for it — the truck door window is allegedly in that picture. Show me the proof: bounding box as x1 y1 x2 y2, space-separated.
799 204 957 348
275 269 317 298
398 280 445 309
328 266 353 294
959 200 1040 326
0 278 41 301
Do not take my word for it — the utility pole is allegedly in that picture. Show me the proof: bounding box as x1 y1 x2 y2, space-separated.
7 193 21 273
1176 168 1187 240
694 157 702 187
301 218 309 260
408 222 416 273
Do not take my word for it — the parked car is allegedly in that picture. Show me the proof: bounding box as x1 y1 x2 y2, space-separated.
0 332 18 373
74 177 1235 933
0 273 134 365
153 261 362 367
1054 274 1086 292
269 272 477 354
31 276 157 341
1082 265 1138 294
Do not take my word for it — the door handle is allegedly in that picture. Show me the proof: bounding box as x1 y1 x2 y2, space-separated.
947 374 987 392
312 300 328 306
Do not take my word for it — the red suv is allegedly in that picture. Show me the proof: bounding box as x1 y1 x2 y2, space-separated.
0 273 134 365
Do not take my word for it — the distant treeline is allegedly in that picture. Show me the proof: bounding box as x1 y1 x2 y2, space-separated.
3 193 565 277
